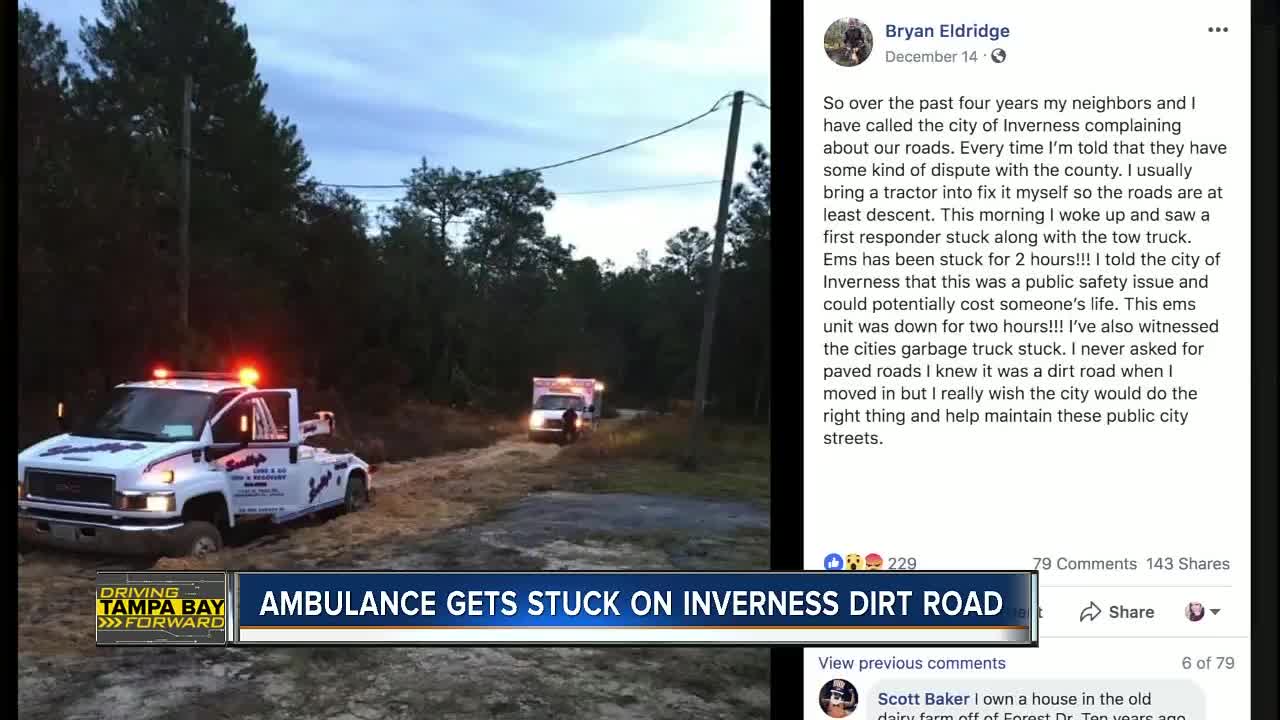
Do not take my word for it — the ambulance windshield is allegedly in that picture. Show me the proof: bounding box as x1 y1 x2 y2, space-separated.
533 394 584 411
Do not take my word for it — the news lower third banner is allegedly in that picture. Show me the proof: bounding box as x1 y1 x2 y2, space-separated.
232 571 1037 646
94 571 1035 646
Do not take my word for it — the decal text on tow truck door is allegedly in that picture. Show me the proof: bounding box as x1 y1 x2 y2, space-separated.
308 470 335 504
232 466 289 503
223 453 268 471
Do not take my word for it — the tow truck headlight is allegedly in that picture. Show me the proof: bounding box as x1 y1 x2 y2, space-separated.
145 494 174 512
529 415 544 429
114 491 175 512
142 469 175 484
575 418 583 428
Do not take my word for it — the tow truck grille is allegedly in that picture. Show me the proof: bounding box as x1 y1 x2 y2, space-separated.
25 470 115 506
542 418 564 429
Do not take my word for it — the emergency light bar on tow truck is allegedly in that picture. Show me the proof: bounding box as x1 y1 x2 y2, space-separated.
18 367 372 558
151 367 260 386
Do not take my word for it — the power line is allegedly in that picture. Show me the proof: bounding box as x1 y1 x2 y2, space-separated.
348 179 723 204
561 179 722 196
316 93 741 191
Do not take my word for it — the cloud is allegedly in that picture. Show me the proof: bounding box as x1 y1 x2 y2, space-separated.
599 19 772 78
544 189 724 269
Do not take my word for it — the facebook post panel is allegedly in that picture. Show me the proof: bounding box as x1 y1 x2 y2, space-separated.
804 2 1256 720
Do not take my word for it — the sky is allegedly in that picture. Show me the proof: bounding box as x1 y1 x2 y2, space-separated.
26 0 772 268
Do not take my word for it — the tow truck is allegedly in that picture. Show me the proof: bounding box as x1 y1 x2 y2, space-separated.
527 377 604 443
17 367 373 558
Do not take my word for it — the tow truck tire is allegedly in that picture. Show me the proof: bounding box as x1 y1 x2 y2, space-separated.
172 521 223 559
344 475 368 514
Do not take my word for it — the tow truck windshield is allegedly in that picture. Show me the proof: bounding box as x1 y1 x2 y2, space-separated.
73 387 216 442
534 394 584 411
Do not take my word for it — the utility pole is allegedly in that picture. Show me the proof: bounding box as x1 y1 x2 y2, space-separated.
178 74 192 334
685 90 743 470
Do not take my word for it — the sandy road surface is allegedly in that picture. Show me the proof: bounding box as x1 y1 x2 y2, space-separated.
18 421 770 719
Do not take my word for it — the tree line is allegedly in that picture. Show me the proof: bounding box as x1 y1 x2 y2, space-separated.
17 1 771 439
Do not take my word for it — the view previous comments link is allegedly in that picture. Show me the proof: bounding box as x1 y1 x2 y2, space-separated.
817 95 1238 446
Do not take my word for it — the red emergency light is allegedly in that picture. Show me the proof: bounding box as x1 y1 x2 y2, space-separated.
149 366 259 385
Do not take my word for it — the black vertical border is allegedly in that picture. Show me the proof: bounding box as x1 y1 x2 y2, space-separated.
768 2 805 718
7 0 21 711
1250 1 1279 718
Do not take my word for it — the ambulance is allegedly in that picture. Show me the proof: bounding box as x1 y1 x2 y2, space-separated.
527 377 604 443
17 367 373 558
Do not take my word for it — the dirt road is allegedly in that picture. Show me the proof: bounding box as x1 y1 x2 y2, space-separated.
371 435 563 490
18 426 770 719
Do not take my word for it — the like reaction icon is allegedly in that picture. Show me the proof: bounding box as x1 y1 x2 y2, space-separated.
824 553 845 571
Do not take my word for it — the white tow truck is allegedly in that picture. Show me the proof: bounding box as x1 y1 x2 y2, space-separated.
17 367 373 558
527 377 604 443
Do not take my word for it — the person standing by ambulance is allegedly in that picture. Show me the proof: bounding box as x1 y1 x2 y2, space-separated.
561 404 580 444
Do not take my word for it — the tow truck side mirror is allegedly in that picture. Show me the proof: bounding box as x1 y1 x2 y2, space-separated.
56 401 70 432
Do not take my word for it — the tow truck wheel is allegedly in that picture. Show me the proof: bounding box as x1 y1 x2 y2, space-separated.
174 521 223 559
344 476 368 514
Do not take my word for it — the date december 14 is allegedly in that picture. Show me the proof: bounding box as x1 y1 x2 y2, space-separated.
885 49 993 64
1032 556 1231 572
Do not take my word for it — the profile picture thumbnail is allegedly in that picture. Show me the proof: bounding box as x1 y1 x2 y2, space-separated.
819 679 859 717
824 18 873 67
1186 601 1205 622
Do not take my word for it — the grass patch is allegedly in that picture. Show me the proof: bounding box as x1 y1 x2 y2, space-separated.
305 401 523 463
561 415 770 504
571 460 769 506
567 415 770 465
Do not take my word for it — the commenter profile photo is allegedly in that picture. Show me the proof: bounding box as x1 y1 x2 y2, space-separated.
819 679 859 717
824 18 873 67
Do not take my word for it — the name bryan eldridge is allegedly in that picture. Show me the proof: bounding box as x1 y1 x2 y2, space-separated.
880 23 1012 64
